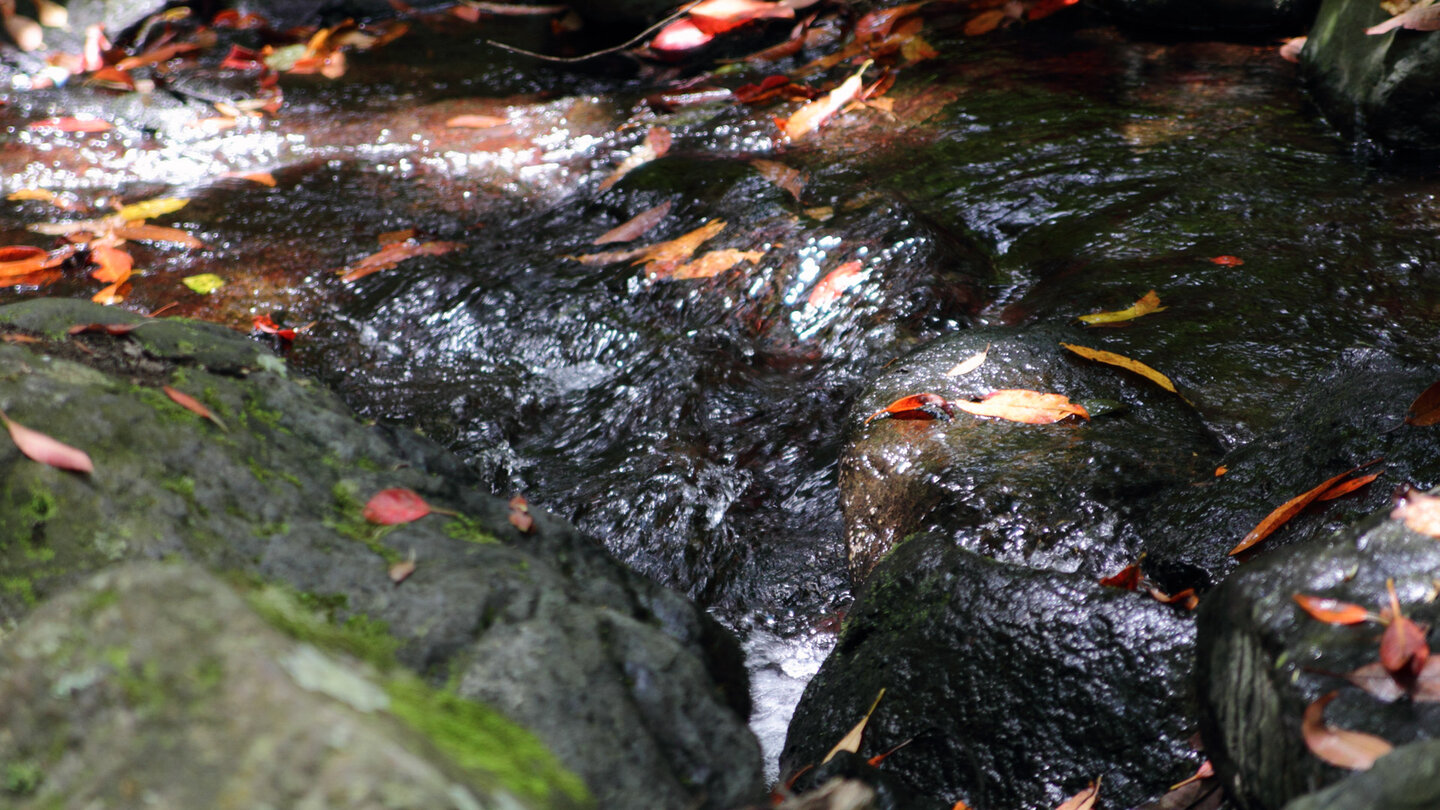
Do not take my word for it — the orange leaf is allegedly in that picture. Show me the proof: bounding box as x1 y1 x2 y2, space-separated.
666 248 764 280
1228 460 1382 556
0 244 76 279
1215 465 1229 476
1099 562 1142 590
631 220 726 268
162 385 228 431
594 202 672 245
864 392 952 425
91 281 128 305
1380 579 1429 680
1405 381 1440 426
750 158 808 201
1054 777 1100 810
219 170 278 186
1302 691 1392 770
951 389 1089 425
782 60 870 140
363 488 432 524
446 114 508 128
339 239 466 282
1392 489 1440 537
1316 470 1381 501
508 494 534 532
1149 587 1198 609
68 322 146 336
598 126 671 192
1292 594 1371 625
808 260 865 308
1 409 93 473
89 246 133 284
1077 289 1166 325
963 9 1005 36
1168 759 1213 791
1210 255 1244 266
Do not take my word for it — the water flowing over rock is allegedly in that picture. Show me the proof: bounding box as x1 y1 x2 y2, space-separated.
1087 0 1318 35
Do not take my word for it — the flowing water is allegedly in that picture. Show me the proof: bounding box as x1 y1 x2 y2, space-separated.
5 7 1440 780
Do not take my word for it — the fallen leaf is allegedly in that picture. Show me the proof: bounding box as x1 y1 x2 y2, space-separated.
650 17 715 52
1293 594 1372 625
688 0 794 35
1279 36 1306 62
5 14 44 51
162 386 228 431
1368 3 1440 35
446 114 508 128
220 170 278 186
750 158 808 200
1405 381 1440 426
594 201 672 245
1229 460 1384 556
118 197 188 221
1077 290 1167 325
854 1 928 43
1316 471 1381 501
112 224 205 248
27 116 111 133
781 59 870 140
864 392 953 424
33 0 66 28
1169 760 1214 791
824 688 885 763
1099 562 1142 590
363 488 432 524
1346 658 1440 702
89 246 134 284
1392 489 1440 537
339 239 466 282
667 248 764 280
631 220 726 269
92 281 128 305
1054 777 1101 810
964 9 1005 36
508 494 534 532
951 389 1090 425
1060 343 1177 394
808 260 865 308
1215 465 1229 476
0 409 93 473
253 314 299 343
598 127 672 192
1149 587 1199 609
183 273 225 294
1380 578 1429 680
0 244 76 279
67 321 148 336
389 549 417 583
945 344 989 377
1210 255 1244 266
865 738 912 767
1302 691 1393 770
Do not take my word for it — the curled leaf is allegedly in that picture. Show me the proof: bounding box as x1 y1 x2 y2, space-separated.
1077 290 1166 325
1149 587 1198 609
594 202 672 245
1099 562 1142 590
951 389 1089 424
823 688 885 763
864 392 952 425
1 409 93 473
1302 691 1393 770
945 344 989 377
781 59 870 140
389 549 417 583
1380 578 1429 680
1229 460 1383 556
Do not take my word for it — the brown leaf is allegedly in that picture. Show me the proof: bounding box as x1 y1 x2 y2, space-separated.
1 409 93 473
598 127 672 192
1392 489 1440 537
1292 594 1371 625
781 60 870 140
1302 691 1393 770
823 688 885 763
339 239 466 282
1228 460 1384 556
594 201 672 245
750 158 808 200
163 385 228 431
1054 777 1101 810
389 550 417 583
1405 381 1440 426
864 392 952 425
630 220 727 268
951 389 1090 425
1347 657 1440 702
1380 578 1430 680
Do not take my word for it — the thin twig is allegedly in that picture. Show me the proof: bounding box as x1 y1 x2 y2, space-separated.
482 0 701 62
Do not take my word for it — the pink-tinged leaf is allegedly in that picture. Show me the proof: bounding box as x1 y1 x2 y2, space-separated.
1279 36 1306 62
808 260 865 308
688 0 794 35
1168 760 1214 791
363 488 432 524
1302 691 1393 770
1149 587 1199 609
651 18 715 52
446 114 508 128
509 494 534 532
781 60 870 140
389 550 417 583
27 117 112 133
594 201 672 245
1368 4 1440 35
1 410 93 473
162 386 228 431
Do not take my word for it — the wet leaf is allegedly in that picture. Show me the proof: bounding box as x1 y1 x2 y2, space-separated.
1060 343 1177 394
1149 587 1199 609
964 9 1006 36
118 196 188 221
781 59 870 140
508 494 534 532
363 488 432 524
598 127 671 191
253 314 299 342
389 550 417 583
1215 466 1229 476
1347 658 1440 702
1169 760 1214 791
865 738 912 767
1302 691 1392 770
594 202 672 245
1316 470 1381 501
92 281 128 305
1405 381 1440 426
219 170 278 186
864 392 952 425
628 220 727 269
163 385 228 431
1380 578 1429 680
1392 489 1440 537
952 389 1090 424
854 1 929 44
1210 255 1244 265
666 248 764 280
446 113 508 128
0 244 76 279
112 224 205 248
1229 460 1384 556
1099 562 1143 590
945 344 989 377
651 17 715 52
67 322 147 336
1 409 93 473
823 688 885 763
1367 3 1440 35
1279 36 1306 62
750 158 808 200
808 260 865 308
5 14 44 51
1054 777 1100 810
1293 594 1372 625
339 238 466 282
27 116 111 133
1077 289 1167 325
688 0 794 35
183 273 225 294
89 246 134 284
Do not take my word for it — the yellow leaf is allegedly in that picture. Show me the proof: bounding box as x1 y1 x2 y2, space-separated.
118 196 188 222
1077 290 1167 325
823 688 885 764
1060 343 1177 394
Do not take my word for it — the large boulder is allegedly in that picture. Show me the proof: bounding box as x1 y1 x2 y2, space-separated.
1302 0 1440 154
781 534 1201 809
839 324 1218 582
1196 507 1440 810
0 297 765 810
1282 738 1440 810
0 561 588 809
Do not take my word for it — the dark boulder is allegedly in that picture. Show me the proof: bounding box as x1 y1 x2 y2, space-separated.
1086 0 1318 36
781 534 1201 809
1282 738 1440 810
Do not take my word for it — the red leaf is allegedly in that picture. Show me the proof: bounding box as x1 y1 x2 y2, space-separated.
808 260 865 308
1302 691 1393 770
1228 459 1383 556
363 488 432 524
252 314 297 342
1 410 93 473
218 44 264 70
27 117 112 133
863 392 952 425
1380 579 1429 680
1292 594 1371 625
1099 563 1142 590
163 385 227 431
1209 255 1244 266
0 246 45 262
0 244 77 279
688 0 794 35
508 494 534 532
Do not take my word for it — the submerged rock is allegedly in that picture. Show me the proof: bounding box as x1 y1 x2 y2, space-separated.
781 534 1200 809
1196 508 1440 810
839 324 1218 583
0 561 587 809
0 298 765 810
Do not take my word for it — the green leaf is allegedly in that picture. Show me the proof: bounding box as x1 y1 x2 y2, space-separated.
182 273 225 294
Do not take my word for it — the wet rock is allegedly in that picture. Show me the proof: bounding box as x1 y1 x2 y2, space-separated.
0 561 586 809
1281 738 1440 810
1086 0 1318 35
0 298 765 810
840 323 1218 583
1301 0 1440 154
1196 509 1440 810
781 534 1200 810
1134 347 1440 592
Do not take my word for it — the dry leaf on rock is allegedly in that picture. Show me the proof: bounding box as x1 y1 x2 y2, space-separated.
951 389 1089 424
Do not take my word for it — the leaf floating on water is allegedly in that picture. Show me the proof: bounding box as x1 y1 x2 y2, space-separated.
1392 488 1440 537
0 409 93 473
864 392 952 425
823 687 885 763
1405 381 1440 426
1292 594 1372 625
113 224 205 248
118 196 188 221
626 219 727 272
1302 691 1392 770
1229 460 1384 556
163 385 228 431
808 260 865 308
951 389 1089 425
1062 343 1177 394
667 248 764 280
1077 289 1167 325
1380 578 1430 680
363 488 432 525
339 238 466 282
1053 777 1101 810
781 59 871 140
594 201 672 245
1367 2 1440 35
945 344 989 377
